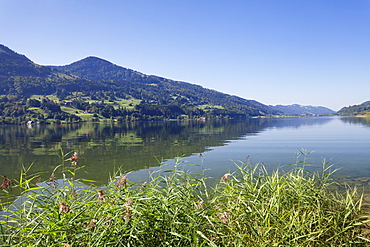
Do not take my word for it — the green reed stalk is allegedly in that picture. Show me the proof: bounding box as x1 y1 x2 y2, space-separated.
1 152 369 246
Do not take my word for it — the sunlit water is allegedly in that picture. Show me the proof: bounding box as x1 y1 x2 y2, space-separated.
1 116 369 186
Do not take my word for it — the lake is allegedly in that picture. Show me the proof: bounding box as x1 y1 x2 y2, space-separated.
1 116 370 187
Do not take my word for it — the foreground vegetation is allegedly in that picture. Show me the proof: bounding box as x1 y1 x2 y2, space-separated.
1 153 370 246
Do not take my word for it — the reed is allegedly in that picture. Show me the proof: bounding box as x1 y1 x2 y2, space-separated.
1 153 369 246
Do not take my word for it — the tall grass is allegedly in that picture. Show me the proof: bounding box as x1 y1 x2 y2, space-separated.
1 153 369 246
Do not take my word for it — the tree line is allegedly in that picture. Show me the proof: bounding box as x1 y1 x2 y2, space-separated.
0 96 254 125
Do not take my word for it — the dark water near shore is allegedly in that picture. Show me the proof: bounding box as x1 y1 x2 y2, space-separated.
1 116 370 186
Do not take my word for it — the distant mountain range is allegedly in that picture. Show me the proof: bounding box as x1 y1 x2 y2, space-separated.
271 104 335 115
0 44 342 123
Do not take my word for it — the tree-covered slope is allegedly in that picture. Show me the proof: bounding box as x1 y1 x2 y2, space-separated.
50 56 146 82
0 44 282 123
0 44 51 77
337 101 370 115
52 56 282 116
0 45 112 97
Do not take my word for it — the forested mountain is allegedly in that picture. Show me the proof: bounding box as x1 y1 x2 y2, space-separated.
337 101 370 116
0 44 108 97
0 45 51 77
49 56 145 81
50 56 281 116
271 104 335 115
0 44 282 124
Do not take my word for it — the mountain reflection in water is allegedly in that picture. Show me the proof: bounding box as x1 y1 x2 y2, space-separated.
0 117 369 185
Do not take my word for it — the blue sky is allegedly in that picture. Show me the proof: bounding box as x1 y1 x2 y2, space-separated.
1 0 369 111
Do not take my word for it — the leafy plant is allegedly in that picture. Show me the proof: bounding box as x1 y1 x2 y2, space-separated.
1 153 369 246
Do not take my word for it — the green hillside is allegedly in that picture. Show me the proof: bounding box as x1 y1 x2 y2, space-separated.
0 44 282 124
52 56 281 116
337 101 370 116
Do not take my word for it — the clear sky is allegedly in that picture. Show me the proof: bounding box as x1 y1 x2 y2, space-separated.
1 0 369 111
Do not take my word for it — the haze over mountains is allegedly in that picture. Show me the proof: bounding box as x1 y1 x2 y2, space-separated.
1 44 358 123
271 104 335 116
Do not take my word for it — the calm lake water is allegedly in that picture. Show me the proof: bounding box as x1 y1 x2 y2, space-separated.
1 116 370 186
